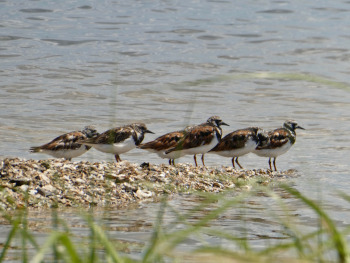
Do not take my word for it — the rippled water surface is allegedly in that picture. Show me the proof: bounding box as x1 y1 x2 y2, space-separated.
1 0 350 260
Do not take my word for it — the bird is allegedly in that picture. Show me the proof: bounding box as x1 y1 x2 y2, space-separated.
30 126 99 161
209 127 261 169
254 120 305 171
138 129 187 165
166 116 229 166
78 123 154 162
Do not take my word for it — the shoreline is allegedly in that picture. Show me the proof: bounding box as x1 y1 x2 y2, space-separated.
0 158 298 210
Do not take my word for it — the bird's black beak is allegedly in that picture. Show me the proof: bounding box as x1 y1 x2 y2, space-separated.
296 125 305 130
146 129 155 134
220 121 229 126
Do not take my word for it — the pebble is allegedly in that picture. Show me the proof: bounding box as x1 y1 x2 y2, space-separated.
0 158 298 210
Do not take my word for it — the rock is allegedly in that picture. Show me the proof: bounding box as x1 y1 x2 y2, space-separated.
38 174 50 184
29 189 38 195
0 158 296 210
74 178 85 185
122 182 137 192
135 189 153 199
19 185 29 192
9 178 31 187
37 187 51 197
42 184 56 193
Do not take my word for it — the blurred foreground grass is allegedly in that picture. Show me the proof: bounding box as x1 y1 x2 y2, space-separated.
0 184 349 263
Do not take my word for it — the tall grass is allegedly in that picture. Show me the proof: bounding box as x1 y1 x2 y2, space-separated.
0 184 349 263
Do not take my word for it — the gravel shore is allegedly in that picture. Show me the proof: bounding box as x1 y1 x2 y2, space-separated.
0 158 298 210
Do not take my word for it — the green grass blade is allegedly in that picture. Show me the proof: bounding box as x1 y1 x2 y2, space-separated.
282 185 348 263
149 191 252 259
142 198 167 263
0 219 20 262
57 234 82 263
88 220 96 263
259 229 322 256
88 221 125 263
192 246 265 263
30 232 62 263
31 232 83 263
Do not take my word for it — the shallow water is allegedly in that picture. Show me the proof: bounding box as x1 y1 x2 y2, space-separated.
1 0 350 260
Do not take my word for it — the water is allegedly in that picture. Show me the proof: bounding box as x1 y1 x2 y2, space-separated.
1 0 350 260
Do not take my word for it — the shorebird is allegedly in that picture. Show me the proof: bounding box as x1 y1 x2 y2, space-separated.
166 116 229 166
30 126 99 161
254 120 305 171
79 123 154 162
210 127 261 169
139 129 187 165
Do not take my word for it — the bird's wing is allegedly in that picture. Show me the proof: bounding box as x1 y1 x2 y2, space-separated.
140 131 184 151
31 131 86 152
211 130 250 151
93 126 133 144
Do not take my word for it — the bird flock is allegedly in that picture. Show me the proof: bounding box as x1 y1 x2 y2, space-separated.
30 116 304 171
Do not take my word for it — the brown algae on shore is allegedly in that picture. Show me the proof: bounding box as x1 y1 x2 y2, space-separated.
0 158 298 210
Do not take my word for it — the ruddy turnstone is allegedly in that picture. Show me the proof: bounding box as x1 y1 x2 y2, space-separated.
139 129 186 165
254 120 305 171
78 123 154 162
209 127 261 169
166 116 229 166
30 126 99 161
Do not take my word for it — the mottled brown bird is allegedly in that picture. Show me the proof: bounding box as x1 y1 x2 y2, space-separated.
166 116 229 166
30 126 98 161
254 120 305 171
210 127 261 169
79 123 153 162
